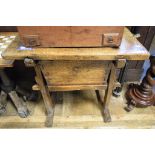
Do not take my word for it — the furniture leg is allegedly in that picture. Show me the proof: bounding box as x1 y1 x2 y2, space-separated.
15 85 39 102
8 90 29 117
113 61 128 97
97 63 116 122
0 68 29 117
34 64 54 127
125 55 155 111
0 90 7 114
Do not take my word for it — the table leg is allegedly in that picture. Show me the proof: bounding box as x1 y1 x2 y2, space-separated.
0 91 7 114
113 61 128 97
0 68 29 117
34 64 54 127
96 63 116 122
8 90 29 117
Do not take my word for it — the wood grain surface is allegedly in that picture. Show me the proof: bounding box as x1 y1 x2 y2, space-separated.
2 28 150 61
40 60 111 86
17 26 124 47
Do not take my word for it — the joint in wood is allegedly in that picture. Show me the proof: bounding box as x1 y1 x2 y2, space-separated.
114 59 126 68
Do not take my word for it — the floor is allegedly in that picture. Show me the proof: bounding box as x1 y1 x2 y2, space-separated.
1 85 155 128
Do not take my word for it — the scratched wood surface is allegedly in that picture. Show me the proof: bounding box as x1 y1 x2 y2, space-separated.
2 28 150 61
40 60 111 86
1 84 155 128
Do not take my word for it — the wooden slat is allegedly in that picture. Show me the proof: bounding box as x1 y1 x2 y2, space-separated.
48 85 108 91
33 84 107 91
2 28 150 61
32 82 120 91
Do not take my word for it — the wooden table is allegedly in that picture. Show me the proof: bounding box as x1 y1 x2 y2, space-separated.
2 28 150 127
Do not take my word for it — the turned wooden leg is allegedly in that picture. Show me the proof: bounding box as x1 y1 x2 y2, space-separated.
124 100 135 112
126 55 155 109
34 64 54 127
8 90 29 118
0 91 7 114
98 63 116 122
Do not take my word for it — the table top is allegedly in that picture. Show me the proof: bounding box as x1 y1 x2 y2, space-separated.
2 28 150 61
0 32 17 67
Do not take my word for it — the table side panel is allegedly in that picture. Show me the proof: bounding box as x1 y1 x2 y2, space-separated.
39 60 112 86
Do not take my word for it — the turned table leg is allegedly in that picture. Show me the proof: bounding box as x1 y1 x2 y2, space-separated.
125 55 155 111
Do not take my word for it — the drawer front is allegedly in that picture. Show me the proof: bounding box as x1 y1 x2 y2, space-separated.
40 60 112 86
